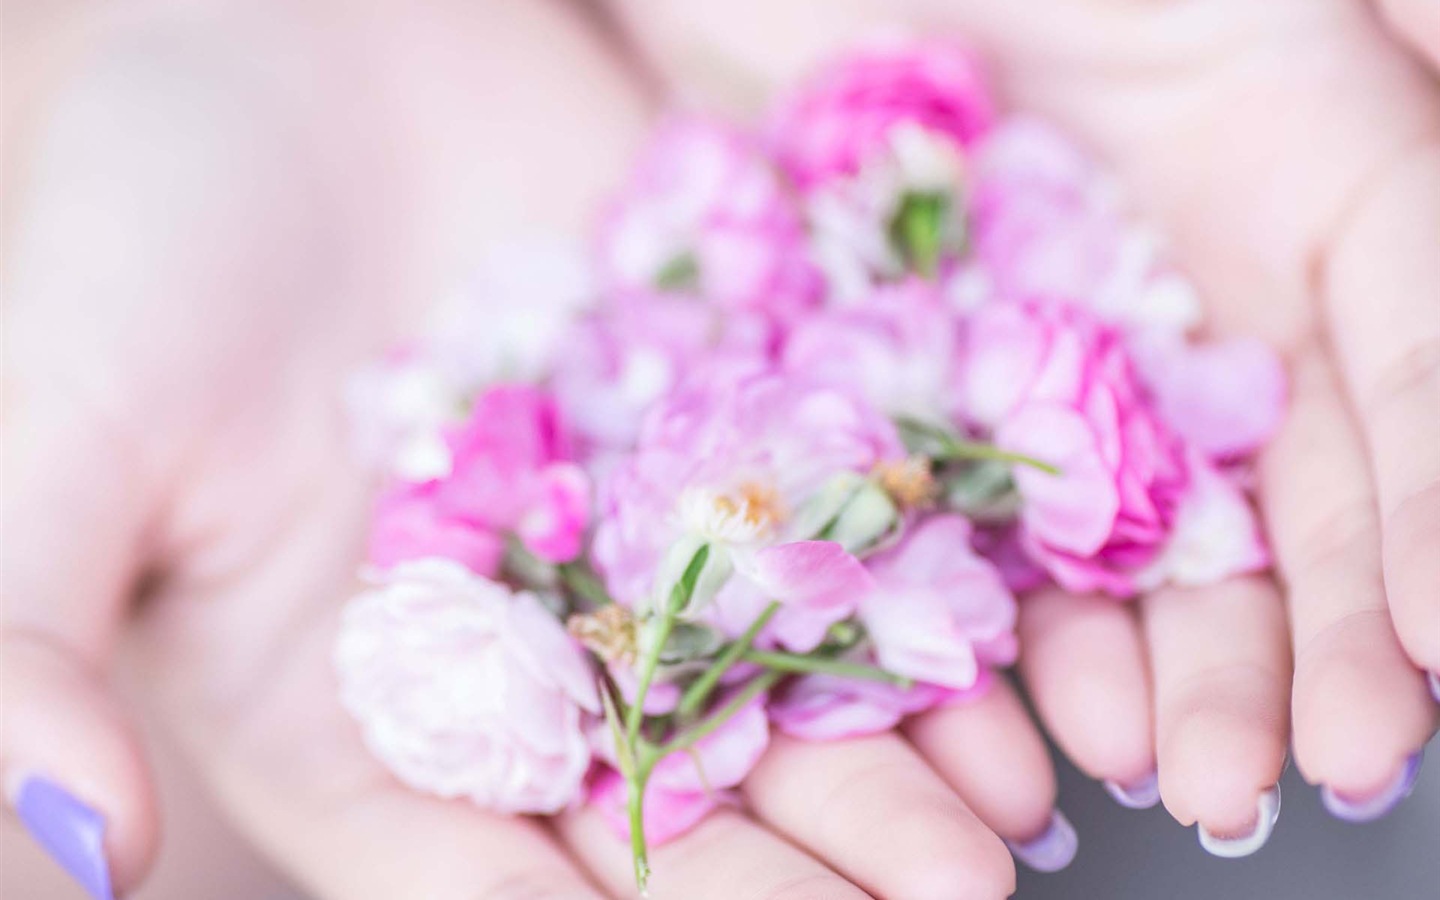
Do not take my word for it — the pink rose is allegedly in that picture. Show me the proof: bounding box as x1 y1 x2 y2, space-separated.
551 293 774 456
961 300 1269 595
769 38 994 191
969 119 1203 335
430 385 591 563
589 689 770 845
781 278 963 423
367 483 504 577
597 117 820 320
334 561 600 814
861 515 1018 688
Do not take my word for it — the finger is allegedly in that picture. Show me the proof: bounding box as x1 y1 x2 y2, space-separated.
558 806 869 900
1261 348 1437 810
743 733 1015 900
1322 138 1440 678
1140 576 1290 856
1 382 160 898
904 679 1073 873
1374 0 1440 71
288 787 610 900
1018 588 1158 808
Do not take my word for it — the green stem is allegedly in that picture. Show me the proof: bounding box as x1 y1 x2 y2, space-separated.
661 670 783 757
676 602 781 720
741 649 914 687
931 440 1060 475
627 742 659 894
625 611 677 745
896 416 1060 475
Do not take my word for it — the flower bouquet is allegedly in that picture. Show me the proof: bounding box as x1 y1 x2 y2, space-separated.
336 37 1285 892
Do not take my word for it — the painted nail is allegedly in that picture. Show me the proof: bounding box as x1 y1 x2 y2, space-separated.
1198 784 1281 859
1104 771 1160 810
1427 671 1440 705
1321 749 1424 823
13 777 113 899
1005 810 1078 873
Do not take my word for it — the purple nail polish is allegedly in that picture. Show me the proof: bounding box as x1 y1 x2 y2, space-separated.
1198 784 1281 859
1104 772 1160 810
1005 810 1077 873
14 777 114 900
1321 749 1424 823
1428 671 1440 705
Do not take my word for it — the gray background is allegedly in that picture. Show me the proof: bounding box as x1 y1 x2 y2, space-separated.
1020 734 1439 899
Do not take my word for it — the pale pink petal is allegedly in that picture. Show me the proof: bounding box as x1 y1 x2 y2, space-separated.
1134 454 1270 591
651 690 770 793
737 541 875 652
1135 336 1288 460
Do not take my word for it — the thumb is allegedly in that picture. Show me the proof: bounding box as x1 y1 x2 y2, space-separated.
2 378 161 899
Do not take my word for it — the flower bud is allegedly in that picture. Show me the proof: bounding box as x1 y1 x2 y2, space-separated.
794 472 901 555
650 537 734 618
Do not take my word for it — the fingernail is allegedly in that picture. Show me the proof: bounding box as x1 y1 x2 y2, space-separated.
13 777 114 899
1005 809 1077 873
1197 784 1281 859
1103 771 1160 810
1427 671 1440 705
1321 749 1424 823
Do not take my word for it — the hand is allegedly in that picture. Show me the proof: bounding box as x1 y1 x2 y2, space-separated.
609 0 1440 844
3 3 1052 898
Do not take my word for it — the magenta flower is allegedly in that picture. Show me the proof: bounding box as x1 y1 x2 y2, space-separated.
367 483 504 577
961 300 1270 596
593 370 903 649
589 690 770 845
769 37 994 191
428 385 591 564
861 515 1018 688
597 117 820 320
334 561 600 814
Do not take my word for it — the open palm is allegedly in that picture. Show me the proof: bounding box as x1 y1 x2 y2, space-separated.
4 2 1435 900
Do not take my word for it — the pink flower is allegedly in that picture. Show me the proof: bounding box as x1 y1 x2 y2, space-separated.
367 483 504 577
861 515 1017 688
961 300 1269 595
551 294 773 456
334 561 600 814
597 117 820 319
593 370 903 647
781 278 963 423
1131 335 1287 461
769 672 959 741
769 38 994 191
430 385 591 563
590 689 770 845
344 241 594 482
968 119 1203 335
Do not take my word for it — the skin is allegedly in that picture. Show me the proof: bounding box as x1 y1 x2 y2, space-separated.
1 1 1436 899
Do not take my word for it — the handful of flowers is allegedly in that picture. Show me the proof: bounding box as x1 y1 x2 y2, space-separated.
337 37 1286 891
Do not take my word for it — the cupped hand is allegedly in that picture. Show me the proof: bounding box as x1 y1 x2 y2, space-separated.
610 0 1440 846
2 3 1056 899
